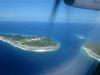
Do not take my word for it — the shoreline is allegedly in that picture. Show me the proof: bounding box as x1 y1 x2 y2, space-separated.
82 46 100 61
0 37 59 52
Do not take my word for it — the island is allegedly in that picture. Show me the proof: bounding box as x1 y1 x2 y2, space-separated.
0 33 60 52
82 40 100 61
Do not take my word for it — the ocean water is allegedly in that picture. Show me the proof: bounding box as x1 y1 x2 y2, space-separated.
0 22 98 75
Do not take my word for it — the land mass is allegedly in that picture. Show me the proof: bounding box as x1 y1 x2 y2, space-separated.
82 40 100 61
0 34 60 52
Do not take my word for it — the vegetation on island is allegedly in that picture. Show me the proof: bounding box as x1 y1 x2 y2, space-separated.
84 40 100 56
0 34 59 51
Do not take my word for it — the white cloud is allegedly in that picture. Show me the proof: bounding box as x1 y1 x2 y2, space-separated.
0 12 16 18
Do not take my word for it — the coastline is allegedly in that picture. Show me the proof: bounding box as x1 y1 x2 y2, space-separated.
82 46 100 61
0 37 60 52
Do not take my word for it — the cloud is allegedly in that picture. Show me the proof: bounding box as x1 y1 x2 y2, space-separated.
0 12 16 18
0 12 16 21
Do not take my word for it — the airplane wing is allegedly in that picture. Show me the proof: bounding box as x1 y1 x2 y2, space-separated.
64 0 100 10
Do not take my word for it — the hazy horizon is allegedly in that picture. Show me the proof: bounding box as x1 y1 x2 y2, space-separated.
0 0 100 24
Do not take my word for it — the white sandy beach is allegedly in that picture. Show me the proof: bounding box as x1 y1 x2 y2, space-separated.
82 46 100 61
0 36 59 52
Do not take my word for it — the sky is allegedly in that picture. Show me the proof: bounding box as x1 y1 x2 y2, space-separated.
0 0 100 24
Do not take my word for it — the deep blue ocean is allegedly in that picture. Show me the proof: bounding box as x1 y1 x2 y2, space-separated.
0 22 99 75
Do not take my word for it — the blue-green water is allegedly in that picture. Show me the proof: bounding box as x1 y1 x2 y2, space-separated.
0 22 98 75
